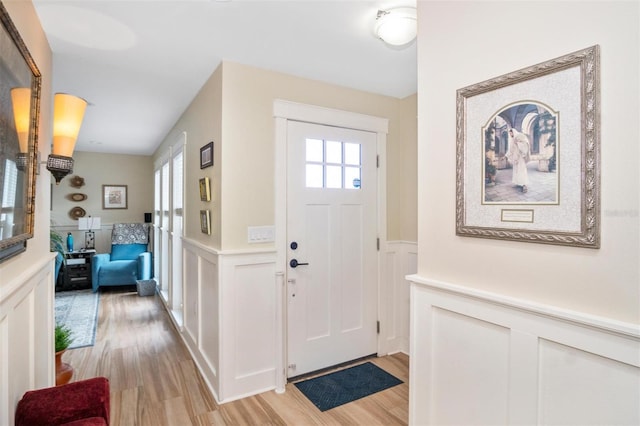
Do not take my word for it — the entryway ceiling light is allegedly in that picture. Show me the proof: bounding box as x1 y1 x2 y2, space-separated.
375 7 417 46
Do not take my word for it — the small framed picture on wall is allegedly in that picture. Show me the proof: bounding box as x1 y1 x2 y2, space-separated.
199 177 211 201
200 141 214 169
102 185 128 209
200 209 211 235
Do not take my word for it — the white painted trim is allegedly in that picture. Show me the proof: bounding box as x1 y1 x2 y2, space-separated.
171 131 186 155
181 237 276 256
376 131 388 357
407 275 640 339
275 271 286 393
382 241 417 355
273 99 389 133
274 99 389 390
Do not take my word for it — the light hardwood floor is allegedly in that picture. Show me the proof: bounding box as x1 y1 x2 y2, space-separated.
64 287 409 425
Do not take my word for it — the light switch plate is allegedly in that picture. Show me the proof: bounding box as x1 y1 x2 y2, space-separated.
248 226 275 243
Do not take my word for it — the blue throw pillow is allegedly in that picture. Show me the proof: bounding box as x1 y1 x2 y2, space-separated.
110 243 147 261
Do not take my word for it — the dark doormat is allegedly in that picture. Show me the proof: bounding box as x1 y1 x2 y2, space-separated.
294 362 403 411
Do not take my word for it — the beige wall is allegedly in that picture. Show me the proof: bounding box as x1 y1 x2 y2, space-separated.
417 1 639 323
388 94 417 242
51 151 154 227
49 151 153 252
154 65 223 249
219 61 416 249
154 61 417 251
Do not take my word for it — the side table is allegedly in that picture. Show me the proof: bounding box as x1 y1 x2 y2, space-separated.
62 249 96 291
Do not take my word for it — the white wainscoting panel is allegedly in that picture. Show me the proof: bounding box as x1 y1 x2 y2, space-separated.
178 239 277 404
383 241 416 355
538 339 640 425
198 252 220 380
408 275 640 426
0 255 55 426
219 252 277 402
181 241 220 400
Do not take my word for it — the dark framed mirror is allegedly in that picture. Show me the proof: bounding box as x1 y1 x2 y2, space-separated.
0 1 41 263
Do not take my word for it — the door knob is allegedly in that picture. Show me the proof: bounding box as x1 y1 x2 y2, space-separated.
289 259 309 268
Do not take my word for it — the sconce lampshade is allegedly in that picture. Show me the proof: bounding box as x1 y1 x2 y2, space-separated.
375 7 417 46
52 93 87 157
10 87 31 154
10 87 32 172
47 93 87 184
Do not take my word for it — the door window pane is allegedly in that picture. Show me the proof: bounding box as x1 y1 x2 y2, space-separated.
306 164 323 188
326 165 342 188
344 166 361 189
325 141 342 164
306 139 323 162
344 143 361 166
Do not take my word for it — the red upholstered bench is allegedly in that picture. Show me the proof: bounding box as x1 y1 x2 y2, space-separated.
15 377 110 426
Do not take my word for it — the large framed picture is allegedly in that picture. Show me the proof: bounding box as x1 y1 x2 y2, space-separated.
102 185 128 209
0 3 41 263
200 141 213 169
456 45 600 248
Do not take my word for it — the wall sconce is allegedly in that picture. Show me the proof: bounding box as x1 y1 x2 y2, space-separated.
10 87 31 171
46 93 87 184
78 216 101 250
375 7 417 47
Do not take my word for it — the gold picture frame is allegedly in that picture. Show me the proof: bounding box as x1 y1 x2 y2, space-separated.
199 177 211 202
455 45 600 248
200 210 211 235
0 3 42 263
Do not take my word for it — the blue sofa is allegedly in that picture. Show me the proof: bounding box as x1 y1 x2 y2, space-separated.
91 243 152 292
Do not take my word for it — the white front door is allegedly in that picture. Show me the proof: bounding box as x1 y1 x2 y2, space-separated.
286 120 378 378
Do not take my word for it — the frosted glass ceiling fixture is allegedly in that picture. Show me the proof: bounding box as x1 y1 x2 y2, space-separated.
375 7 417 46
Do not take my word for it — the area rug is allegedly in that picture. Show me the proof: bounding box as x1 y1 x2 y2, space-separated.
294 362 403 411
54 289 99 349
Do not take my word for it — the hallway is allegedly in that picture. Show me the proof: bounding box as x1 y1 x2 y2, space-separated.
63 287 409 425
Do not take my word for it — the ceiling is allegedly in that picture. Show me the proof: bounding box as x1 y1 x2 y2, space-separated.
32 0 417 156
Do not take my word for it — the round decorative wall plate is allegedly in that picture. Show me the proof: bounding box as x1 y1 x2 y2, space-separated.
69 206 86 220
70 175 85 188
70 193 87 202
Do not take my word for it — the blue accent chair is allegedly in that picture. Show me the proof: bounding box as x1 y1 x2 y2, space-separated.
91 243 152 292
54 252 64 285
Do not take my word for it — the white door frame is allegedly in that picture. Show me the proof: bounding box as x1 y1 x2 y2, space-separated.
273 99 388 392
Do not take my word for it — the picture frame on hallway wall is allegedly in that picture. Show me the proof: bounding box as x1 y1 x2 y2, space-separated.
199 177 211 201
102 185 128 209
200 141 214 169
0 2 42 263
200 210 211 235
455 45 600 248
